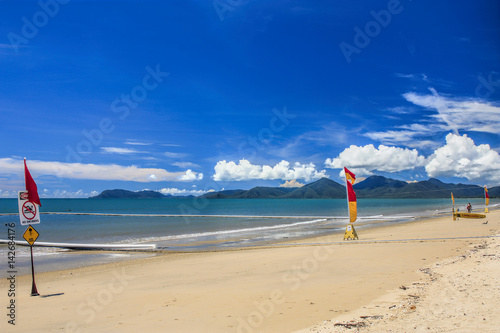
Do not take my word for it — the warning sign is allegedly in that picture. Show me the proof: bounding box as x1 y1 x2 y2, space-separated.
23 225 39 245
343 223 359 240
18 191 41 225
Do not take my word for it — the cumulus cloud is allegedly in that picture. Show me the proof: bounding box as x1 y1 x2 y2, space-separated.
0 158 200 182
178 169 203 181
325 144 426 176
326 134 500 183
426 133 500 183
213 159 327 182
280 179 305 188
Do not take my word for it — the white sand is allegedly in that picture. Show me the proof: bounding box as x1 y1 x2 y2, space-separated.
2 210 498 333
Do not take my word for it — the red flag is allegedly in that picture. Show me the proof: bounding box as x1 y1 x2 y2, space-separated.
344 167 357 222
24 159 41 206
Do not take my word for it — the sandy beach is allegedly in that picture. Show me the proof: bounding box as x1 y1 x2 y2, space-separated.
2 209 498 333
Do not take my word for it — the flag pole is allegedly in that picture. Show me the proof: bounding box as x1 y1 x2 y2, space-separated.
484 186 489 213
343 167 358 240
451 192 455 221
344 167 351 223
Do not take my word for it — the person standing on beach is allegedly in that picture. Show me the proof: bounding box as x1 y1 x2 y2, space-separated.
467 203 472 213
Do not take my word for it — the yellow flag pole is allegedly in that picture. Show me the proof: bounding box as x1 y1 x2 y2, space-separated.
451 193 456 221
484 186 489 214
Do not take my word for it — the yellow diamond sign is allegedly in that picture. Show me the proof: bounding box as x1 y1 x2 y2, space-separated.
23 225 39 246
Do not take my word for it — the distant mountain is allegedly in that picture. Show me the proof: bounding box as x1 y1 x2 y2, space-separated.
490 186 500 197
354 175 407 198
201 189 247 199
202 176 499 199
91 189 169 199
283 178 345 198
353 177 487 198
203 178 345 199
391 178 485 198
202 187 295 199
91 177 499 199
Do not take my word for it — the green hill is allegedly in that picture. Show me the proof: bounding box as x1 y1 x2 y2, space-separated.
91 189 168 199
283 178 345 198
91 177 499 199
202 176 498 199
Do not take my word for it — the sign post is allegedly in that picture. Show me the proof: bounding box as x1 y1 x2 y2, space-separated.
21 159 42 296
23 225 40 296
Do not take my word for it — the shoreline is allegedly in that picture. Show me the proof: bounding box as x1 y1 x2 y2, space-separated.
2 209 498 332
0 213 432 279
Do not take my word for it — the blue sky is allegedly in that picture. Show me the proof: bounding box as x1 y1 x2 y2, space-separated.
1 0 499 198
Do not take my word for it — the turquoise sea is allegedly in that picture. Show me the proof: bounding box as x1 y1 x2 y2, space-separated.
0 197 496 276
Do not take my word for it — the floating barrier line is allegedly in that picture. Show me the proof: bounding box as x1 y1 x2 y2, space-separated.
0 239 156 250
0 211 415 220
275 234 500 247
2 235 496 252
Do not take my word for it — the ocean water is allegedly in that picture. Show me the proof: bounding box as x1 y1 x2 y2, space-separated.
0 197 495 276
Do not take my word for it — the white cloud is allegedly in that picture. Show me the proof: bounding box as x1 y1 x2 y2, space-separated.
426 133 500 183
213 159 327 182
403 89 500 134
325 144 426 176
101 147 143 154
366 89 500 146
125 140 151 146
0 158 198 182
178 169 203 181
280 179 305 188
365 130 439 149
325 134 500 184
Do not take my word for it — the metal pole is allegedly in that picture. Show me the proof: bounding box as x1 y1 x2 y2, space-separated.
30 245 39 296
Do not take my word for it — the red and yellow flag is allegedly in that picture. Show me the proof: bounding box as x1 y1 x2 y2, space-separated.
344 167 357 223
451 192 455 205
485 186 489 206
